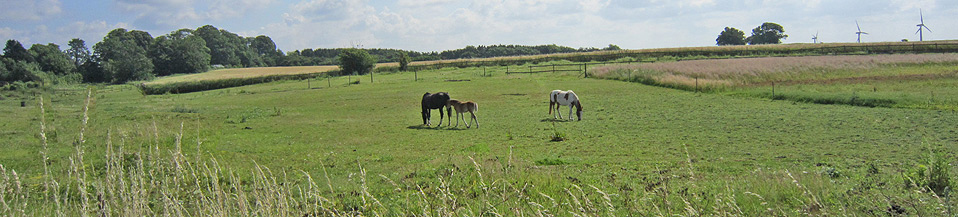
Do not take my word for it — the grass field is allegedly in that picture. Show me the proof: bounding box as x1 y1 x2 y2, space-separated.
0 61 956 215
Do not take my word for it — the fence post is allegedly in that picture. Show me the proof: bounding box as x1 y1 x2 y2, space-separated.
370 71 374 83
483 67 486 77
415 70 418 81
583 63 588 78
308 78 311 89
552 64 555 73
529 65 532 73
506 66 509 74
328 77 331 87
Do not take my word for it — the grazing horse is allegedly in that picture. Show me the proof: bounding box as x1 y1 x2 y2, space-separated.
549 90 583 121
422 92 451 126
447 99 479 128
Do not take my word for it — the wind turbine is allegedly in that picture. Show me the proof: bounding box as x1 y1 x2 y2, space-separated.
855 20 868 43
812 31 819 43
916 9 931 41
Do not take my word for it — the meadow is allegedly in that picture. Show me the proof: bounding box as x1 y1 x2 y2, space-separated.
0 60 956 215
592 53 958 110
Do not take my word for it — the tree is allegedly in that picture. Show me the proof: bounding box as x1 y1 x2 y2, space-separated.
79 59 106 83
4 40 34 63
398 51 410 71
337 48 376 75
746 22 788 45
94 28 155 83
716 27 747 46
603 44 621 51
66 38 91 67
250 35 281 66
250 35 278 56
150 29 211 76
29 43 76 76
0 57 43 82
195 25 238 66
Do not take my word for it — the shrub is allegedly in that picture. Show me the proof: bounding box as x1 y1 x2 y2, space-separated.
903 152 952 196
337 48 376 75
550 130 566 142
535 158 568 166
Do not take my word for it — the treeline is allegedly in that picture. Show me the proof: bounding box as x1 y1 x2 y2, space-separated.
1 25 281 86
279 48 439 66
1 23 622 86
278 44 622 66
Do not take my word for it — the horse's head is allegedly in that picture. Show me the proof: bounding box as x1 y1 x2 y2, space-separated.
575 100 583 121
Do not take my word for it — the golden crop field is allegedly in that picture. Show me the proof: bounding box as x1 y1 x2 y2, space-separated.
144 65 341 85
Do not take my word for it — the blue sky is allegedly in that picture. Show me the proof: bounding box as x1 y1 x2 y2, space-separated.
1 0 955 52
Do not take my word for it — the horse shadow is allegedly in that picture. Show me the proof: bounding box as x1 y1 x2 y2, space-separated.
406 125 468 130
540 118 574 122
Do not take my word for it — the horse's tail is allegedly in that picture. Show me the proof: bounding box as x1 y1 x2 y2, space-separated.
471 102 478 112
549 92 557 114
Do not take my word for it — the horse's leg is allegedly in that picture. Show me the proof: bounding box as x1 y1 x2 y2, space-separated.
457 112 463 128
470 111 479 128
437 108 444 127
556 103 562 119
568 105 574 120
424 109 431 126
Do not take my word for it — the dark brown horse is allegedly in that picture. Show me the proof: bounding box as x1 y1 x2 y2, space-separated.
422 92 451 126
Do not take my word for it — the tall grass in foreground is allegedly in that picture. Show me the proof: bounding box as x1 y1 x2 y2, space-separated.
1 91 954 216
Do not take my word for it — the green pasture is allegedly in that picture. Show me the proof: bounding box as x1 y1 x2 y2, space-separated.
0 62 956 215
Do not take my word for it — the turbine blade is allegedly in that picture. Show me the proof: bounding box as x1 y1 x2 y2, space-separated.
920 10 924 24
924 26 932 33
916 28 921 35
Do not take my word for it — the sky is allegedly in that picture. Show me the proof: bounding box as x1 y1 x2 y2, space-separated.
1 0 955 53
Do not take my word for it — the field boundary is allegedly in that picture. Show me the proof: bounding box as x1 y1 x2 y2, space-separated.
139 41 958 95
405 41 958 71
138 71 331 95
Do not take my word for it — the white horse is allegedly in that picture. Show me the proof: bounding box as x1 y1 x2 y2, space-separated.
549 90 582 121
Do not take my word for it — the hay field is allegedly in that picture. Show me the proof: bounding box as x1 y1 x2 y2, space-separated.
143 65 341 85
592 53 958 109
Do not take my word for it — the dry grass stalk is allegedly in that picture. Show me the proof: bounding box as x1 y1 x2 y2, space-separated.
785 170 826 215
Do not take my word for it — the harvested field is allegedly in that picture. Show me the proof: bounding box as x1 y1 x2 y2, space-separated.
591 53 958 86
592 53 958 109
144 65 340 85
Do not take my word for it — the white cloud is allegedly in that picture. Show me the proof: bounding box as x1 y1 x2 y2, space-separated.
680 0 715 7
397 0 453 7
112 0 276 29
57 21 132 41
207 0 276 19
892 0 935 11
0 27 24 41
0 0 62 21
